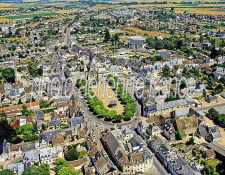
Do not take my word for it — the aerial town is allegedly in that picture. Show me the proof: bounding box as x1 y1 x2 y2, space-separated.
0 1 224 175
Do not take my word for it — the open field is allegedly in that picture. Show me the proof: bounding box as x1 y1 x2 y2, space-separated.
0 11 59 19
0 2 71 10
173 8 225 15
0 18 13 22
91 4 116 9
123 27 172 38
134 0 222 2
56 9 79 14
91 83 124 115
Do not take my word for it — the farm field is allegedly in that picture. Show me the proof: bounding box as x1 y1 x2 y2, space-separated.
134 0 223 2
0 2 71 10
56 9 79 14
91 83 124 115
0 11 59 19
0 18 13 22
91 4 116 9
123 27 172 38
172 7 225 15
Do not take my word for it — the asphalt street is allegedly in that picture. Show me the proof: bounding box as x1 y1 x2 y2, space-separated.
75 80 168 174
196 102 225 114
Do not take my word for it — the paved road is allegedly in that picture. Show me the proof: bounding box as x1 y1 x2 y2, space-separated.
6 156 23 168
135 134 168 175
76 84 168 174
75 84 142 129
196 102 225 113
65 27 71 46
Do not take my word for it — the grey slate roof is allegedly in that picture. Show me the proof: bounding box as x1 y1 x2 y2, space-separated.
106 132 120 154
39 129 61 144
67 116 84 128
211 132 222 140
36 111 44 124
207 142 225 157
129 40 144 46
199 128 207 137
174 107 190 118
129 137 141 148
22 143 39 153
24 150 39 162
156 99 187 111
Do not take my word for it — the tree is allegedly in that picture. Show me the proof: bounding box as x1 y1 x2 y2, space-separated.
0 111 7 121
28 61 43 77
215 83 223 94
208 108 219 120
180 82 187 89
42 123 46 131
2 68 15 83
161 65 171 78
186 137 195 145
64 149 80 161
16 123 36 135
114 33 119 42
0 119 16 143
124 111 133 120
54 158 69 175
114 115 123 122
106 110 117 120
104 30 111 42
58 167 79 175
202 165 218 175
18 99 22 104
177 128 182 140
155 40 164 50
21 105 31 116
0 169 14 175
171 7 174 11
22 164 49 175
32 122 37 131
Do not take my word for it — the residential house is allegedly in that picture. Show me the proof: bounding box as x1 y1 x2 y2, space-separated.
202 149 215 160
148 136 165 153
207 142 225 161
174 116 199 140
23 150 39 169
161 121 176 140
102 131 153 173
129 40 144 50
205 96 218 103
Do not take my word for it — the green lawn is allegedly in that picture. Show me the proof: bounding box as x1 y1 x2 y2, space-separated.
207 158 221 167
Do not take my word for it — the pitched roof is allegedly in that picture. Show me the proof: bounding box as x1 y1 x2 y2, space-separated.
84 167 94 175
130 152 143 164
95 156 107 170
105 132 120 154
0 101 40 112
205 149 215 158
68 157 87 168
52 133 64 145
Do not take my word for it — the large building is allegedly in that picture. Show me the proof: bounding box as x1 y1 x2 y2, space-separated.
101 127 153 173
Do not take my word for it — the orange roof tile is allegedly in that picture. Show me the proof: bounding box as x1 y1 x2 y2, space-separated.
0 101 40 112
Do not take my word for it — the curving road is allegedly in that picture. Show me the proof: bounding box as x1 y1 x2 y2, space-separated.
76 85 168 175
